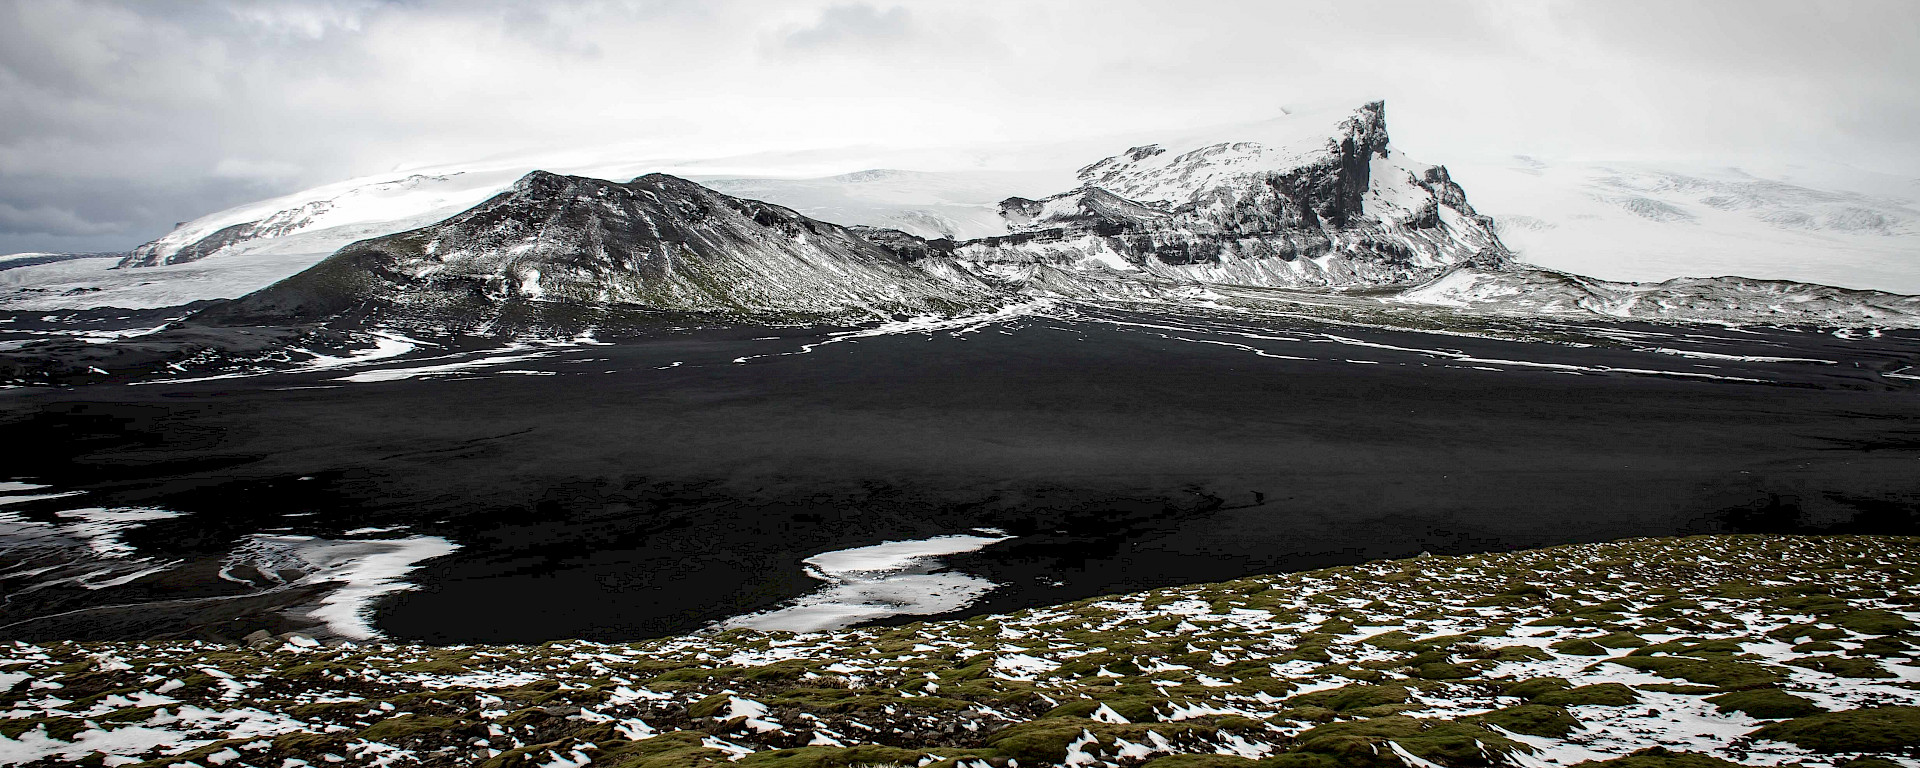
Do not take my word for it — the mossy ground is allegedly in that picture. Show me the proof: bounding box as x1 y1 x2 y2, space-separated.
0 535 1916 768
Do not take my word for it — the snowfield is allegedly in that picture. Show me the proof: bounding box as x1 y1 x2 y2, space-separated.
1452 158 1920 295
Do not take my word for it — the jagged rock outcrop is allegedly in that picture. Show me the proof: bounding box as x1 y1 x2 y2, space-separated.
859 102 1515 297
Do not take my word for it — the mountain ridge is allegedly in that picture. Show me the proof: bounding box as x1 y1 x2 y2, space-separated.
205 170 1002 326
6 102 1920 341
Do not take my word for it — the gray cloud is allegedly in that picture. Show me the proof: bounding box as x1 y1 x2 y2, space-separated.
0 202 121 238
781 4 912 51
1 0 1916 255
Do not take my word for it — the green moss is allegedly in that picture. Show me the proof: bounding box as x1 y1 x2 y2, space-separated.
1470 705 1580 738
1605 656 1785 689
1852 636 1912 657
1360 631 1424 652
1748 706 1920 752
1791 640 1844 653
688 693 732 718
1287 684 1408 712
1565 746 1751 768
121 738 258 768
1284 645 1332 664
1767 595 1851 614
733 745 929 768
1482 646 1552 662
1043 697 1164 723
1830 610 1917 635
1226 676 1295 697
289 699 371 719
399 657 473 674
1838 759 1906 768
1292 715 1528 767
1590 631 1649 649
1628 638 1745 658
1550 638 1609 656
1633 683 1723 695
1766 624 1846 643
1705 688 1824 719
0 717 87 741
1139 754 1260 768
1503 677 1572 700
1785 655 1894 678
742 661 813 681
1534 683 1638 707
984 718 1210 764
279 661 356 680
271 731 351 757
1410 661 1480 680
651 666 745 684
568 731 726 768
360 714 467 742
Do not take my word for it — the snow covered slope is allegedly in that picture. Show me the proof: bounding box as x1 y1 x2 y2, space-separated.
1452 158 1920 294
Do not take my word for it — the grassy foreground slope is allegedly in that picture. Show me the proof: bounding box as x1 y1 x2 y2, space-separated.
2 535 1917 768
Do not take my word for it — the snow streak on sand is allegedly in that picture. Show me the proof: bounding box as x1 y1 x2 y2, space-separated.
723 532 1011 633
1644 347 1836 364
51 508 184 558
730 299 1055 364
1069 304 1776 384
0 504 188 592
333 348 555 383
291 331 421 370
223 535 460 640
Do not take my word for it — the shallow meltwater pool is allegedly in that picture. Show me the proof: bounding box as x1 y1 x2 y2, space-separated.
723 531 1012 633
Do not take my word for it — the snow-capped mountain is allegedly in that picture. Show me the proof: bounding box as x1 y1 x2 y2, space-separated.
213 102 1511 324
210 171 998 325
936 102 1509 295
6 100 1918 332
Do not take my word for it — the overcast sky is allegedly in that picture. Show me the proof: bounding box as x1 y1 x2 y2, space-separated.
3 0 1917 254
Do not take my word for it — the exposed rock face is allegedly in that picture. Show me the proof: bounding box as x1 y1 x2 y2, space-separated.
213 171 998 324
872 101 1515 297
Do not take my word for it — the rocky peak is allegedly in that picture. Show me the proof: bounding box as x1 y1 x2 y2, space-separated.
211 170 999 324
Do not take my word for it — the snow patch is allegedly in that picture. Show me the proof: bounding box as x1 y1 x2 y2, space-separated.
722 532 1011 632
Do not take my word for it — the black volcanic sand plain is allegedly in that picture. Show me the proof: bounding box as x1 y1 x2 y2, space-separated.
0 305 1917 643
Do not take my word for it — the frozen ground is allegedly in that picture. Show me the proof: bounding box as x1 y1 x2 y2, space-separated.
0 535 1914 767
